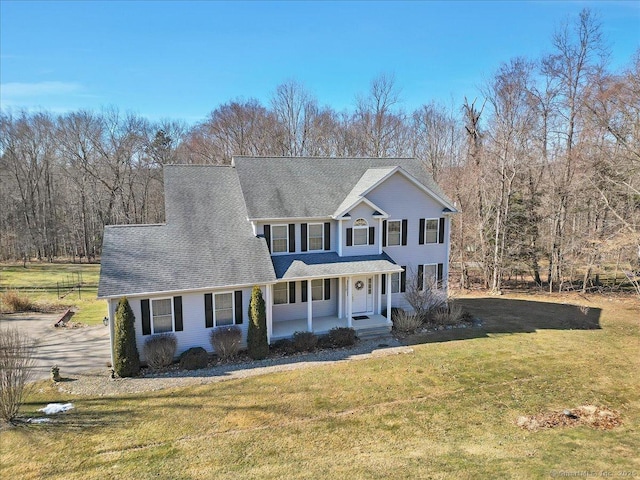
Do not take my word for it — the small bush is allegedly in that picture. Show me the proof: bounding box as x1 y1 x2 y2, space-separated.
1 290 35 313
272 338 296 354
327 327 357 347
430 303 464 326
210 325 242 360
179 347 209 370
293 331 318 352
392 310 423 333
143 333 177 369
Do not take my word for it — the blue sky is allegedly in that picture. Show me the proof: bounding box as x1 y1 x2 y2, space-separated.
1 1 639 123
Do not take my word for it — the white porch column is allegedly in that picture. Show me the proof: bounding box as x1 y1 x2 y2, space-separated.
377 274 382 314
347 276 353 328
386 273 392 321
307 279 313 332
265 284 273 343
338 277 343 319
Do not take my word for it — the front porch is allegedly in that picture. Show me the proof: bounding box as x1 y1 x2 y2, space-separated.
271 314 392 341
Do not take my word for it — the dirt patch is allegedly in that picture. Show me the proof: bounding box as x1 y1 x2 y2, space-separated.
516 405 622 431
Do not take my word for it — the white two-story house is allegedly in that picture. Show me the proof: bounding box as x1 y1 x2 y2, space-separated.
98 157 458 362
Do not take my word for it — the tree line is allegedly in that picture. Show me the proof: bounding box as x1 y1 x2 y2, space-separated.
1 9 638 293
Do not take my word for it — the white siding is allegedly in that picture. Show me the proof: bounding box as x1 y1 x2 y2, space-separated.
272 279 337 322
341 203 379 256
125 286 254 362
256 220 337 254
366 171 451 306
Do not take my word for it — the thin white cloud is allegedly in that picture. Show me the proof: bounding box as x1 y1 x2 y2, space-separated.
1 81 83 97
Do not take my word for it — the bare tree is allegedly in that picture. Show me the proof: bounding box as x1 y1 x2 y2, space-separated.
0 328 36 424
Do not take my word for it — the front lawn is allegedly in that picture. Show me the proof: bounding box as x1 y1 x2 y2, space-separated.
1 293 638 479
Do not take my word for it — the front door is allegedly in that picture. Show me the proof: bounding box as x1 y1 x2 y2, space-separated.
352 276 373 314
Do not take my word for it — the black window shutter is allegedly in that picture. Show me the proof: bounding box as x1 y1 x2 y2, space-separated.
439 218 445 244
141 299 151 335
400 266 407 293
301 223 308 252
234 290 243 324
419 219 425 245
382 220 387 247
288 224 295 252
381 274 386 294
402 219 408 246
346 228 353 246
437 263 444 288
368 226 375 245
204 293 213 328
324 222 331 250
173 296 183 331
301 281 308 302
264 225 271 253
417 265 424 291
289 282 296 303
324 278 330 300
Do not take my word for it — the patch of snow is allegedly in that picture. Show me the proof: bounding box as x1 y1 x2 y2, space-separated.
39 403 74 415
27 417 52 423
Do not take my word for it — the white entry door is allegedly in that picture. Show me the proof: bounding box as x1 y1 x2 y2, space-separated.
352 276 373 314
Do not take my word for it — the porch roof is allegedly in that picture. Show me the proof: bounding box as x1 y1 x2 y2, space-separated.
272 252 403 281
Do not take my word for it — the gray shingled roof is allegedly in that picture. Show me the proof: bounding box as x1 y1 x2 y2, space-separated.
272 252 402 280
98 166 276 298
233 156 455 219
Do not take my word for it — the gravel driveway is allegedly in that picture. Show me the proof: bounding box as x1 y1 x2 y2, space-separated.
0 313 111 381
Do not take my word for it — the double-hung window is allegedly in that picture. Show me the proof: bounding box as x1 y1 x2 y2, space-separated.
423 264 438 290
311 279 324 301
390 272 401 293
425 219 439 244
387 220 401 246
273 282 289 305
308 223 324 251
271 225 288 253
214 292 234 326
151 298 173 333
353 218 368 246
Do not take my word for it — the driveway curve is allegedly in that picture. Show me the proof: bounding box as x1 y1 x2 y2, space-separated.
0 313 110 381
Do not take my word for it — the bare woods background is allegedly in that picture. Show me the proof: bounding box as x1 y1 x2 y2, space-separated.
1 10 638 293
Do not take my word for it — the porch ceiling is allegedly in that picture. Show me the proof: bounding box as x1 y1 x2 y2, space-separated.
272 252 402 281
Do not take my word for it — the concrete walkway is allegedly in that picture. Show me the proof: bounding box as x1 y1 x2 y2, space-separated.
0 313 111 381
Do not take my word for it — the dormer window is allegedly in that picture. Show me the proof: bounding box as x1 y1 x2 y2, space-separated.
353 218 368 246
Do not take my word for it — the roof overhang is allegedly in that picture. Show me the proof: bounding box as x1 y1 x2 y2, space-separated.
271 252 403 281
332 196 389 220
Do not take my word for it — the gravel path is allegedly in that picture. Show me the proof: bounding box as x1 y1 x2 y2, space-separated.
53 336 413 397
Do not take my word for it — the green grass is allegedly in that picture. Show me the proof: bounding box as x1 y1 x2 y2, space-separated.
0 262 104 325
1 293 639 479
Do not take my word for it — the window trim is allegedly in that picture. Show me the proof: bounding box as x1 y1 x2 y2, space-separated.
422 263 439 291
352 218 369 246
307 222 324 252
150 297 175 334
273 282 289 305
271 224 289 254
311 278 324 302
386 219 402 247
424 218 439 244
390 272 401 293
213 291 235 327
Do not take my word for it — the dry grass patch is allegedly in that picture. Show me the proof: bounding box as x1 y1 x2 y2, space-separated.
517 405 622 431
